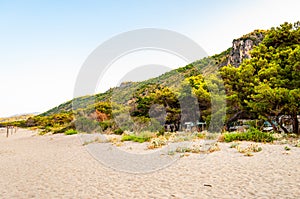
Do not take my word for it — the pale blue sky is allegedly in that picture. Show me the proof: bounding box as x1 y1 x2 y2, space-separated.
0 0 299 117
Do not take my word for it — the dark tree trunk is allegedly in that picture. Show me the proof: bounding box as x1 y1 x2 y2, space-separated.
275 116 289 134
225 110 244 130
278 123 289 134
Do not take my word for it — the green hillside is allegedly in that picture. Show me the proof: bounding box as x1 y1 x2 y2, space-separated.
5 22 300 135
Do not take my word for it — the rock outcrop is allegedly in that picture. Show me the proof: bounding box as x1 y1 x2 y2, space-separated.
227 30 266 67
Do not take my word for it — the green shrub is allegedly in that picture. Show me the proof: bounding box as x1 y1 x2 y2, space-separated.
38 130 48 136
121 133 152 143
224 127 274 142
113 128 124 135
284 146 291 151
99 120 114 131
64 129 78 135
75 117 99 133
53 122 76 134
44 126 52 132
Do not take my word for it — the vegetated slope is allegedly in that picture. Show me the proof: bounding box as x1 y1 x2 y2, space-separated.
42 29 265 117
13 28 268 134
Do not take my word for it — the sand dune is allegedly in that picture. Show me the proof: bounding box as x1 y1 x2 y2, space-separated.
1 129 300 198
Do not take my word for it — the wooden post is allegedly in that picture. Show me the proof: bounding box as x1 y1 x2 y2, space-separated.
6 126 9 137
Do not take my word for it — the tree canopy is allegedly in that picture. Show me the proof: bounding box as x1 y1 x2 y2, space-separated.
221 22 300 134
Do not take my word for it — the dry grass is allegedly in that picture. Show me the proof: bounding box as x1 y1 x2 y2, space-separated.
231 143 262 156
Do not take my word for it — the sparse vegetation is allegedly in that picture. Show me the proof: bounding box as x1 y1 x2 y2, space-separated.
230 142 240 148
175 142 220 154
82 137 107 146
233 143 262 156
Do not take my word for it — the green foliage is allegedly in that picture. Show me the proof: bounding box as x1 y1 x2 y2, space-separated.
221 21 300 134
99 120 114 131
74 117 99 133
284 146 291 151
22 21 300 136
25 113 74 128
64 129 78 135
113 128 124 135
224 127 275 142
121 132 153 143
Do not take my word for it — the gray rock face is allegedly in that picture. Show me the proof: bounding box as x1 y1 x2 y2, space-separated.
227 31 265 67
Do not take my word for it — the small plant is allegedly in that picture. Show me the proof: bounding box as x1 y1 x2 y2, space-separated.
230 142 239 148
38 130 48 136
279 138 288 144
288 134 298 138
294 140 300 147
82 137 107 146
244 151 253 157
148 136 167 149
251 144 262 152
208 143 220 153
64 129 78 135
236 143 262 156
195 132 206 139
176 147 191 153
284 146 291 151
113 128 124 135
168 150 175 155
108 137 121 145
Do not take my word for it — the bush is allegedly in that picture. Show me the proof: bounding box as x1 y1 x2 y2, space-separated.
224 127 275 142
284 146 291 151
113 128 124 135
99 120 114 131
53 122 76 134
148 136 167 149
64 129 78 135
121 132 153 143
75 117 100 133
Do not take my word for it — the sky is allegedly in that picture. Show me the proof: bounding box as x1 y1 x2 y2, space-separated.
0 0 299 117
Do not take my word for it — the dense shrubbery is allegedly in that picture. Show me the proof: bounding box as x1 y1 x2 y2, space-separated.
99 120 114 131
224 128 275 142
74 117 100 133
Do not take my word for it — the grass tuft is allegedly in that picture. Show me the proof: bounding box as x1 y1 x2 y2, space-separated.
64 129 78 135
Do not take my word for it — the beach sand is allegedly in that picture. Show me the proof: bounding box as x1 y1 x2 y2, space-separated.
1 129 300 198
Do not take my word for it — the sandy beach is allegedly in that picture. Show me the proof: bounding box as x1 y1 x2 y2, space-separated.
1 129 300 199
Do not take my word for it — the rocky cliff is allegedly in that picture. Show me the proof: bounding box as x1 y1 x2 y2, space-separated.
227 30 266 67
